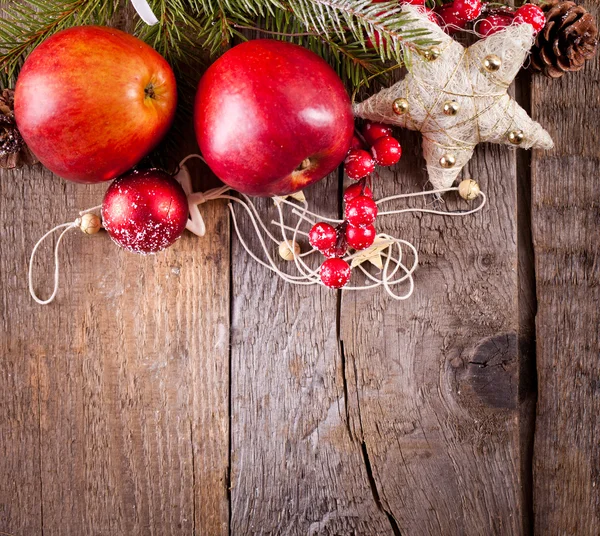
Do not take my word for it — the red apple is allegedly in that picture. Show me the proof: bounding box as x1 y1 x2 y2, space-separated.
14 26 177 184
194 40 354 197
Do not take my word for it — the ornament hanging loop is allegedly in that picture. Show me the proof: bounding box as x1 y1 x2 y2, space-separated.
130 0 159 25
28 207 101 305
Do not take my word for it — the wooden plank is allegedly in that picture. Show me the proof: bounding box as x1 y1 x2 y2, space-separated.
27 164 230 535
340 128 526 532
0 167 43 535
1 28 230 534
531 0 600 531
229 173 394 534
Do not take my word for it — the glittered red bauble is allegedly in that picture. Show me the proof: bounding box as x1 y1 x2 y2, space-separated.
102 169 189 254
15 26 177 184
194 40 354 197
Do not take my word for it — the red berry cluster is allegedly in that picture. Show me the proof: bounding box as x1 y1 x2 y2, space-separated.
310 122 400 289
432 0 545 37
345 122 402 180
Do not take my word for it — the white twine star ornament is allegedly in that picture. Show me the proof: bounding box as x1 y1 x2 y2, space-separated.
354 5 553 190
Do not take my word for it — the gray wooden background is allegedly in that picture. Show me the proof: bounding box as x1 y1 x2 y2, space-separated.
1 1 599 534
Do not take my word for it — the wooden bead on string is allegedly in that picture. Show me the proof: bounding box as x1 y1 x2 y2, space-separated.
458 179 481 200
79 213 102 234
278 240 301 261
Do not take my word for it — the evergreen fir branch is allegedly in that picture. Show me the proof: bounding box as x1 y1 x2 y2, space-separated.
0 0 119 86
280 0 436 63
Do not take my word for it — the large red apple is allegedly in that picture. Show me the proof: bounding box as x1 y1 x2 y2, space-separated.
15 26 177 184
194 40 354 197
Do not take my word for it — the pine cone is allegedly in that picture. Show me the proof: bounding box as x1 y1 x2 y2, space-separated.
0 89 38 169
530 0 598 78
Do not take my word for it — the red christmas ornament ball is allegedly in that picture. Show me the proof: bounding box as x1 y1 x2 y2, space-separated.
102 169 189 254
346 224 376 250
371 136 402 166
514 4 546 34
320 258 351 289
345 195 378 226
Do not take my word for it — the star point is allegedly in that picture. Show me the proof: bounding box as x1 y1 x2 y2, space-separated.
354 5 553 190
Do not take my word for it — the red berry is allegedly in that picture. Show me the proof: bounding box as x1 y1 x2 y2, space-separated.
349 134 364 151
362 122 393 147
452 0 482 21
320 258 351 289
309 222 337 251
344 182 373 203
478 14 513 36
345 149 375 180
345 196 378 226
514 4 546 34
346 224 376 251
371 136 402 166
435 5 467 34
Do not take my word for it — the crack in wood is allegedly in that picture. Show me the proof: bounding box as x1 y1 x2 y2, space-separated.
360 442 402 536
339 336 402 535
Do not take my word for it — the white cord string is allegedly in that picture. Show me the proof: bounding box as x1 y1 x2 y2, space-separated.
29 156 487 304
180 170 486 300
28 206 102 305
29 221 79 305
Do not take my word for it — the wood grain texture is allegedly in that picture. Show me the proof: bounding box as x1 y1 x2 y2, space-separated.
0 149 230 535
531 1 600 532
0 167 43 535
229 174 394 535
340 126 526 534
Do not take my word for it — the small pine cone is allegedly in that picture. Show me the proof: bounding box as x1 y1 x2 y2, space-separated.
530 0 599 78
0 89 38 170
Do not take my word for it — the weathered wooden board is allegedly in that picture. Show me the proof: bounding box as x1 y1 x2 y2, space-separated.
0 167 43 535
340 127 526 533
229 173 395 534
531 1 600 532
0 158 230 534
